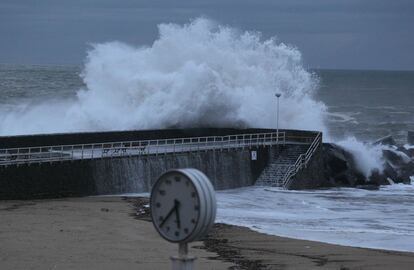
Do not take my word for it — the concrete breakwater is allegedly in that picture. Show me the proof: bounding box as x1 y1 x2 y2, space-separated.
0 128 324 199
2 128 293 199
0 148 269 199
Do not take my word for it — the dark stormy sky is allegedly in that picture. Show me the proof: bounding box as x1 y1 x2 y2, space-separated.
1 0 413 70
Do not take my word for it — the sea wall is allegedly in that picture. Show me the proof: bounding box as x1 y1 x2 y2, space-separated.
0 128 319 199
0 147 269 200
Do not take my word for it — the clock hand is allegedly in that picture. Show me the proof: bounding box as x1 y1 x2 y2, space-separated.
174 199 181 229
159 204 176 228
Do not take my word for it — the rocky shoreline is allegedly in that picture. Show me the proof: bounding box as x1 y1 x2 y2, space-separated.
321 132 414 189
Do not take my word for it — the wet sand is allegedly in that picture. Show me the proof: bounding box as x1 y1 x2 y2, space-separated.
204 223 414 270
1 196 414 270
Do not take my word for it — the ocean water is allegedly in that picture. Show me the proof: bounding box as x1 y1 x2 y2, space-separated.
216 185 414 252
316 69 414 144
1 19 414 251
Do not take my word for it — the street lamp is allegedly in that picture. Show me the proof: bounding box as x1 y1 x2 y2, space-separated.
275 93 281 142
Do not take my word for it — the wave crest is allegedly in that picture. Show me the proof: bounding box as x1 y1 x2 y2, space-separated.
0 18 326 134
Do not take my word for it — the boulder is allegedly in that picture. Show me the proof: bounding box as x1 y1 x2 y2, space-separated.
383 161 398 182
382 149 410 167
408 131 414 145
321 137 414 188
373 135 396 146
368 168 388 186
323 144 348 171
322 143 366 187
402 145 414 158
397 146 412 157
398 162 414 184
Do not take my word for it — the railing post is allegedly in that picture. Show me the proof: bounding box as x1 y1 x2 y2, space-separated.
205 137 208 152
138 141 141 156
277 130 279 144
213 136 216 151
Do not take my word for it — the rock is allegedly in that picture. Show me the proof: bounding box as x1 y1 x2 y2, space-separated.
322 144 349 186
383 162 398 182
398 162 414 184
382 149 410 167
373 135 396 146
386 178 395 185
321 138 414 188
323 144 348 172
402 145 414 158
397 146 412 157
322 143 366 187
408 131 414 145
368 169 388 186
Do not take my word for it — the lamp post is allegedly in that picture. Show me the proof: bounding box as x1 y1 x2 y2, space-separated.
275 93 281 142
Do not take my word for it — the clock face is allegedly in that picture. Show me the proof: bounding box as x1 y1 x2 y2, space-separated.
150 172 201 242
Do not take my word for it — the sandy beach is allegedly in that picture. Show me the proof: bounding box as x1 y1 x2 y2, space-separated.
1 196 414 270
0 197 233 270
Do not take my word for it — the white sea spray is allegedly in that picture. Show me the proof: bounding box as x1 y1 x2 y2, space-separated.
0 18 326 135
336 137 385 177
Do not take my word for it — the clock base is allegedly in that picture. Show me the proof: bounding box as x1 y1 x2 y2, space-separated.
170 242 196 270
171 255 196 270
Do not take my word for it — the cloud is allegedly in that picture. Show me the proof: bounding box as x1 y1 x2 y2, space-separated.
0 0 413 70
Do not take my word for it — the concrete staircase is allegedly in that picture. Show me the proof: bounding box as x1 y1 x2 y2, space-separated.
255 144 310 187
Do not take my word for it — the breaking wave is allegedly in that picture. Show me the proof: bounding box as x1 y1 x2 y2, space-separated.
0 18 325 135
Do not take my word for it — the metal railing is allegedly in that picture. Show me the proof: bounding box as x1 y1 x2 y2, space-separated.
280 132 322 189
0 131 287 166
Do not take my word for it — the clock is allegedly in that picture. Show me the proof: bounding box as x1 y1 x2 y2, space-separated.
150 168 216 243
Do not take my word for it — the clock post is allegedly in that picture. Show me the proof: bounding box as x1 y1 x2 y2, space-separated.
150 168 217 270
170 242 195 270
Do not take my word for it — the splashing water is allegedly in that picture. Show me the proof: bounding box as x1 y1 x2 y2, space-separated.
336 137 385 177
0 18 326 135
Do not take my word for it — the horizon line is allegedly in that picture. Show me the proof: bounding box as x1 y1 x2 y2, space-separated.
1 62 413 73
